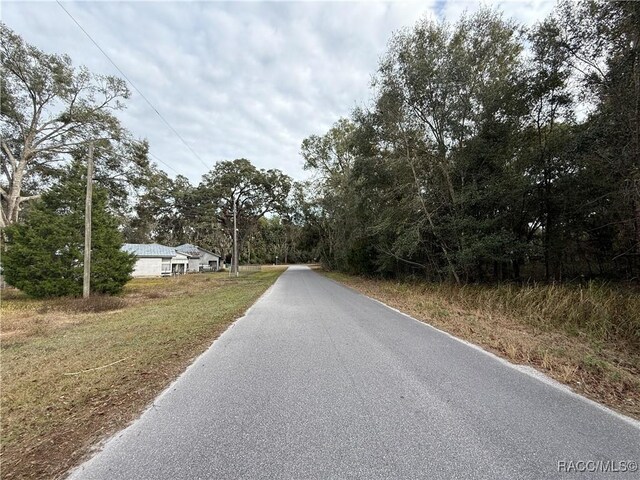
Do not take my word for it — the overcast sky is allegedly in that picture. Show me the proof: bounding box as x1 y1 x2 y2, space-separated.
3 0 556 183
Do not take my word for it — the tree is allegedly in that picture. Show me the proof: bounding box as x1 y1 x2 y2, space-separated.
301 118 361 270
296 1 640 283
517 18 574 280
302 10 526 280
93 138 155 222
0 23 131 228
2 160 135 297
553 0 640 276
198 159 292 263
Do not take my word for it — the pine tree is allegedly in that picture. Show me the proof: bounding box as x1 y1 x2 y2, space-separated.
2 161 136 298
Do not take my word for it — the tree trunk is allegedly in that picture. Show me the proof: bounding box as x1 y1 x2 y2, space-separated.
6 168 25 226
634 29 640 274
634 196 640 275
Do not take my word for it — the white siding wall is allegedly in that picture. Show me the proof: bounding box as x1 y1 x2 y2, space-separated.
200 252 220 269
132 257 162 277
187 258 200 272
171 253 188 274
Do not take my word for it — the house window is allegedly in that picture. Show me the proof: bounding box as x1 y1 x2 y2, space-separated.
161 258 171 273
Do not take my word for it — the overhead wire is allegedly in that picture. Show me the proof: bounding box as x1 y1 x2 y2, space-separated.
148 152 180 175
55 0 210 173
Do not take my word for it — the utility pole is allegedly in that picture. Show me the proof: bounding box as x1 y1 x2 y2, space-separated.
83 142 94 298
233 194 238 277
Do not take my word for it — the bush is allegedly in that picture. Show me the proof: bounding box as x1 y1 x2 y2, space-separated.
2 163 136 298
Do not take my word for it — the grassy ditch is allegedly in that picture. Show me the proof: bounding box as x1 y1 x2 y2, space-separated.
1 270 283 480
324 272 640 420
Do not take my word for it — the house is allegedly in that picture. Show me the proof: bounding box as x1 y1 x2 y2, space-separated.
175 244 222 271
121 243 189 277
176 248 201 273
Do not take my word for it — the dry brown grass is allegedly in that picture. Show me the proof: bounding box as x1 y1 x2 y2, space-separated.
0 275 214 343
259 264 291 272
323 272 640 420
1 271 283 480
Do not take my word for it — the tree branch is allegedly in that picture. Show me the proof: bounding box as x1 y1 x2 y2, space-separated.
1 139 18 170
18 194 41 204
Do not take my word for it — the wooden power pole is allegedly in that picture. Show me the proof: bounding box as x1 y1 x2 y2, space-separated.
83 142 94 298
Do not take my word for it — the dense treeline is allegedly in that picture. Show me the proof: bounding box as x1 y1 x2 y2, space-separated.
126 158 305 264
299 0 640 282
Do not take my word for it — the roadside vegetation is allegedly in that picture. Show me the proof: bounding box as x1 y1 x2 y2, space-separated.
325 271 640 420
300 1 640 283
1 270 284 480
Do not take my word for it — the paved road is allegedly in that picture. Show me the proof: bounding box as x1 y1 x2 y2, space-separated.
70 266 639 479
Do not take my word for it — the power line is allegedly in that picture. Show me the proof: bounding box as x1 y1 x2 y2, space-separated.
56 1 210 172
148 151 180 175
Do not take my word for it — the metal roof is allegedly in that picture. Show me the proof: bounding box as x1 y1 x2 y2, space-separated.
175 243 201 258
175 243 221 258
121 243 179 257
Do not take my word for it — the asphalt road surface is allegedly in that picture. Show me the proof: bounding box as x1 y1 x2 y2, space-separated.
70 265 639 479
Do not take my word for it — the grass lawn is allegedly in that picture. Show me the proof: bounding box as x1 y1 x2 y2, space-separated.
1 269 284 479
323 271 640 420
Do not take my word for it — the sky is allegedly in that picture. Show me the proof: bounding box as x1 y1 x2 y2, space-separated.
3 0 556 183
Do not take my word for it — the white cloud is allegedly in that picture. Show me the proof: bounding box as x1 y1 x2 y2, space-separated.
3 0 554 183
